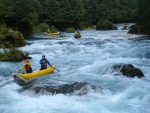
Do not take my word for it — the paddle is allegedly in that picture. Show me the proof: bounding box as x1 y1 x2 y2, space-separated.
52 66 60 72
55 68 61 72
49 65 60 72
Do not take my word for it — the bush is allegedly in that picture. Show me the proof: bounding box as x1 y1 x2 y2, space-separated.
96 20 117 30
34 23 50 33
0 48 28 61
128 24 140 34
129 24 150 35
0 24 6 33
78 22 88 30
0 29 26 48
67 27 75 33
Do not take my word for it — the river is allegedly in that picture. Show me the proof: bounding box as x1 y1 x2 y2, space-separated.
0 23 150 113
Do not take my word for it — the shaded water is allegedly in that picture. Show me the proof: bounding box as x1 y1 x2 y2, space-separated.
0 24 150 113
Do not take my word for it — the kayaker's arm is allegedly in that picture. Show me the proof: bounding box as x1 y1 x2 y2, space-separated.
18 65 25 73
39 59 42 64
19 65 25 71
46 59 52 67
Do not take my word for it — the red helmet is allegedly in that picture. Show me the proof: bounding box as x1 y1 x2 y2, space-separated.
25 60 29 62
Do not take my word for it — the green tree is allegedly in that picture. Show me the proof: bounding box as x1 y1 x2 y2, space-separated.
0 0 139 35
138 0 150 24
1 0 41 36
129 0 150 34
0 2 4 23
96 0 137 23
83 0 97 23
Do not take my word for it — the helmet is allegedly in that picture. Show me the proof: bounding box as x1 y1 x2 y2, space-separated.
42 54 46 57
25 60 29 62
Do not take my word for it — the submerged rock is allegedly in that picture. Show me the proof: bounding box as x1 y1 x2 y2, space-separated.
109 63 144 78
19 81 102 96
57 41 74 45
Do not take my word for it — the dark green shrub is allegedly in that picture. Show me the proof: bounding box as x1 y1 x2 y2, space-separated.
0 29 26 48
67 28 75 33
0 48 28 61
96 20 117 30
34 23 50 33
128 24 140 34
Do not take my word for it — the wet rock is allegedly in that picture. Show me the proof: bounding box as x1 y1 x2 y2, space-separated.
110 63 144 78
27 42 34 45
20 81 101 96
57 41 74 45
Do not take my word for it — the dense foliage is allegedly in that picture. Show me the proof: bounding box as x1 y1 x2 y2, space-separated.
83 0 137 23
0 0 138 35
0 25 27 61
0 29 26 48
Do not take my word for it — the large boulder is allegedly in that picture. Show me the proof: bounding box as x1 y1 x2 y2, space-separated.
109 63 144 78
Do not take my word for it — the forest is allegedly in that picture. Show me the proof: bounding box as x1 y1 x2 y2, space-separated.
0 0 150 35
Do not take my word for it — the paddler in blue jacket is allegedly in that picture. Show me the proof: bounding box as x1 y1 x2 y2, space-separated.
39 54 52 70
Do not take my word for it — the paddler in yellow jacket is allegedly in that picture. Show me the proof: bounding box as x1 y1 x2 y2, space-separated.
47 29 50 33
19 60 33 73
77 29 80 35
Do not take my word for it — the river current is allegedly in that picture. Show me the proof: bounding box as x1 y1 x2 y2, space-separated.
0 24 150 113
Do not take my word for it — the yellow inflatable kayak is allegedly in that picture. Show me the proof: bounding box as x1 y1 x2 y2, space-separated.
12 65 56 84
46 32 60 36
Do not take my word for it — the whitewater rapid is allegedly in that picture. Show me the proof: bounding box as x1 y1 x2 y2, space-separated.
0 23 150 113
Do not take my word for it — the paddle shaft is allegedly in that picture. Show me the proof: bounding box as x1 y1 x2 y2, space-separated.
49 65 60 72
53 67 60 72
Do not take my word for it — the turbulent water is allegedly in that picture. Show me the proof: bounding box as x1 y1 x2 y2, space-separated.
0 23 150 113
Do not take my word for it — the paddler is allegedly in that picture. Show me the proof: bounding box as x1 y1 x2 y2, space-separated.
47 29 50 33
39 54 52 70
19 60 33 73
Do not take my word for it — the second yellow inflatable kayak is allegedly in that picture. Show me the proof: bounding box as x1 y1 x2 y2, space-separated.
46 32 60 36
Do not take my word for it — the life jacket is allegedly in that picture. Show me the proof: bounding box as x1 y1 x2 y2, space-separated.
41 59 47 66
47 29 50 33
25 65 30 70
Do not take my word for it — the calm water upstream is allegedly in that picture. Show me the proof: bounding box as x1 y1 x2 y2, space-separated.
0 24 150 113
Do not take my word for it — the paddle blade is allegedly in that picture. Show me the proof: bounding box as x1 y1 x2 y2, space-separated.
56 69 60 72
